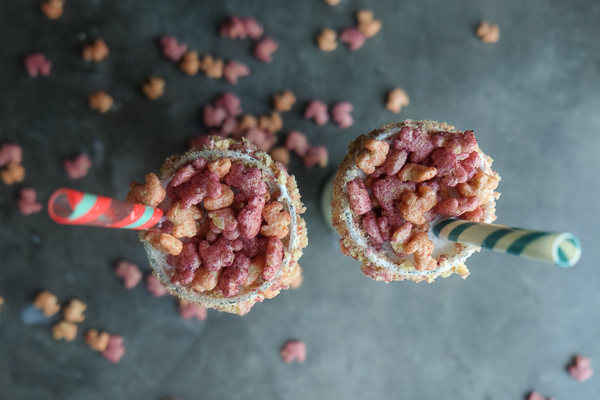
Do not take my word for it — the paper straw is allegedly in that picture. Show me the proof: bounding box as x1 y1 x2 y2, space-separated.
48 188 163 230
432 218 581 267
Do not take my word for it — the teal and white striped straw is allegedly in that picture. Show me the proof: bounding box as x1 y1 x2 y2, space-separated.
432 218 581 267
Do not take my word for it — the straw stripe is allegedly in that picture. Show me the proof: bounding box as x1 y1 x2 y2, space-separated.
505 232 549 256
447 222 477 242
120 206 156 229
432 218 455 237
68 193 97 221
481 228 513 249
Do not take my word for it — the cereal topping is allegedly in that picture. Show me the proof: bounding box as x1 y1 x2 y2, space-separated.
398 163 437 183
356 139 390 174
261 202 291 238
126 173 166 206
457 170 499 205
263 237 283 281
399 186 437 225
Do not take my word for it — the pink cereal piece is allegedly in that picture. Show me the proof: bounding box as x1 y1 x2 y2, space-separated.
331 102 354 129
101 335 125 363
280 340 306 363
263 237 283 281
215 253 250 297
180 170 221 208
179 300 208 320
204 105 227 127
242 17 264 40
172 158 206 187
460 151 481 181
372 175 416 211
214 92 242 117
254 37 278 63
146 274 169 297
115 260 142 289
568 355 593 382
346 178 371 216
239 235 269 258
302 146 328 168
238 196 265 239
159 36 188 61
430 148 468 187
377 216 392 241
167 242 202 285
219 16 247 39
339 28 366 51
18 187 43 215
394 127 435 163
382 207 406 231
304 100 329 126
224 163 267 203
285 131 310 156
444 130 477 155
244 127 275 152
434 197 479 217
24 53 52 77
383 149 408 176
223 61 250 85
362 211 384 246
189 134 211 150
0 143 23 167
199 237 235 271
64 153 92 179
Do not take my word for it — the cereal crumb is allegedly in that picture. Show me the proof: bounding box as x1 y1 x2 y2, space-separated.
63 299 86 323
223 60 250 85
85 329 110 352
18 187 43 215
146 274 169 297
88 91 113 113
40 0 64 19
568 355 593 382
476 21 500 43
179 300 207 320
102 334 125 363
356 10 382 38
159 36 188 61
52 320 77 341
386 88 410 113
64 153 92 179
82 38 109 62
280 340 306 363
254 37 278 63
339 28 366 51
24 53 52 77
273 90 296 112
33 290 61 317
317 29 338 52
115 260 142 289
141 76 165 100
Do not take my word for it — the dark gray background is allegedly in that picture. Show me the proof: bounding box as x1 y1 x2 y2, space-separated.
1 0 599 399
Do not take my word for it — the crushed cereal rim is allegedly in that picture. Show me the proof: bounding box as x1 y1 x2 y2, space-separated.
331 120 501 283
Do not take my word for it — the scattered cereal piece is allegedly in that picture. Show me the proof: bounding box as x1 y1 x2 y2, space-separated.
203 105 227 127
254 37 278 63
33 290 61 317
289 272 303 289
242 17 264 40
189 134 211 149
63 153 92 180
356 139 389 174
285 131 310 157
356 10 382 38
331 102 354 129
269 147 290 166
200 55 224 79
323 0 341 5
63 299 86 323
280 340 306 363
476 21 500 44
17 187 42 215
40 0 64 19
126 173 166 206
24 53 52 77
223 60 250 85
219 16 247 39
527 392 554 400
146 274 169 297
52 320 77 341
85 329 110 352
386 88 410 114
141 76 165 100
179 300 208 320
339 28 366 51
273 90 296 112
347 178 371 216
179 51 201 75
88 91 113 113
302 146 328 168
0 143 22 167
568 355 593 382
215 92 242 117
317 29 338 51
238 115 257 132
258 112 283 134
115 260 143 289
102 334 125 363
144 232 183 256
82 38 109 62
304 100 329 126
0 295 4 312
159 36 188 61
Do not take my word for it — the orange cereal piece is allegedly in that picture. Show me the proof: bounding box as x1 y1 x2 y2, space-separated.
386 88 410 114
399 186 438 225
390 222 413 256
33 290 61 317
356 139 390 174
192 267 221 291
167 201 204 238
40 0 64 19
85 329 110 352
243 254 265 287
52 321 77 341
82 39 109 62
405 232 437 271
179 51 201 75
476 21 500 44
200 55 224 79
323 0 341 5
126 173 166 207
317 29 337 52
144 232 183 256
261 201 291 238
1 162 25 185
207 158 232 179
356 10 382 38
204 184 234 211
141 76 165 100
460 206 484 222
258 112 283 134
63 299 86 323
88 91 113 113
289 269 303 289
269 147 290 166
238 114 257 132
398 163 437 182
457 170 499 205
273 90 296 112
0 295 4 312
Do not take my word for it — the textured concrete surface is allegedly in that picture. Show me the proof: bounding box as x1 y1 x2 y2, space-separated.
0 0 599 399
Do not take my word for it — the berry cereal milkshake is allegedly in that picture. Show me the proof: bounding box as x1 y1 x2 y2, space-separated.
331 120 500 283
128 137 307 314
